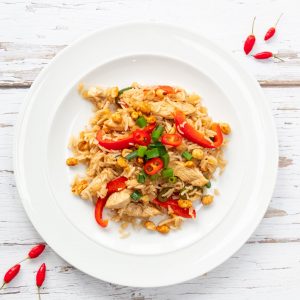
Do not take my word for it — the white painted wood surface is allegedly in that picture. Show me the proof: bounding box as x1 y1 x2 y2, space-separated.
0 0 299 299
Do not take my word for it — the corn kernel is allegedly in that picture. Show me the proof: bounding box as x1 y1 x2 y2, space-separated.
184 161 194 168
111 86 119 98
66 157 78 166
200 106 208 114
201 195 214 206
178 199 193 208
112 112 122 124
72 179 88 195
156 224 170 234
131 111 139 120
144 221 156 231
147 115 156 124
192 148 204 160
137 157 144 164
220 123 231 135
117 157 128 168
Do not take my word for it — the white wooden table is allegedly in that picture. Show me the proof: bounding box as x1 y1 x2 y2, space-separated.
1 1 299 299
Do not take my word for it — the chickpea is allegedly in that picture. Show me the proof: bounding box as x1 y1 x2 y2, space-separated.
192 148 204 160
112 112 122 124
131 111 139 120
78 141 89 151
144 221 156 231
201 195 214 206
220 123 231 135
155 88 166 98
140 103 151 114
156 224 170 234
178 199 193 209
117 157 128 168
184 161 195 168
188 93 200 105
66 157 78 166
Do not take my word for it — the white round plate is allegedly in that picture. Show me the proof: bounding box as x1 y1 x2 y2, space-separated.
14 23 278 287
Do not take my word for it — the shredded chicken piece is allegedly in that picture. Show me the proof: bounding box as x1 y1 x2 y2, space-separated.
120 203 162 218
81 168 115 200
149 100 195 119
170 161 208 187
106 189 131 209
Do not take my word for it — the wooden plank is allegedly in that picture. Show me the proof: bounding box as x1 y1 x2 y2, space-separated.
1 0 300 86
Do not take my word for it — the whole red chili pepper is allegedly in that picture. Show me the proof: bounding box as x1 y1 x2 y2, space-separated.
29 244 46 259
0 264 21 290
253 51 284 61
264 13 283 41
243 16 256 55
36 263 46 300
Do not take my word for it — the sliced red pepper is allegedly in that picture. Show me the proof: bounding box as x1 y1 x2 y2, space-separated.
96 130 134 150
153 198 196 218
144 123 156 134
95 197 108 227
133 129 151 146
95 176 128 228
174 110 223 149
161 133 182 147
106 176 128 194
144 157 164 175
157 85 175 94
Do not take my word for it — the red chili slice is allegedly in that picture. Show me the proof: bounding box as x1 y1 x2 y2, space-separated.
95 177 128 228
133 129 151 146
174 110 223 148
95 197 108 227
157 85 175 94
96 130 134 150
144 157 164 175
106 176 128 194
153 198 196 218
161 133 182 147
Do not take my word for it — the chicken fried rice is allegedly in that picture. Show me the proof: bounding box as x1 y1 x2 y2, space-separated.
67 83 231 234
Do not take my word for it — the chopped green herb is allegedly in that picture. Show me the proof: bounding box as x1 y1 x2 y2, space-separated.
118 87 132 96
137 146 147 157
151 125 164 142
130 190 142 201
161 153 170 168
158 188 171 202
125 151 138 160
145 148 160 159
205 181 211 188
150 174 159 181
137 172 146 184
182 151 193 160
136 116 147 128
168 176 177 184
162 168 174 178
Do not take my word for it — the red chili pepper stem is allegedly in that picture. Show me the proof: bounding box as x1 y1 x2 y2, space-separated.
38 287 41 300
251 16 256 35
0 282 6 290
273 55 284 62
274 13 283 27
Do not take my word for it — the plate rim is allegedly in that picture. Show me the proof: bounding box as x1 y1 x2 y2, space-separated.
13 21 278 287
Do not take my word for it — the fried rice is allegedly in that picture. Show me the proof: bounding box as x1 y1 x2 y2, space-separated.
67 83 231 234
